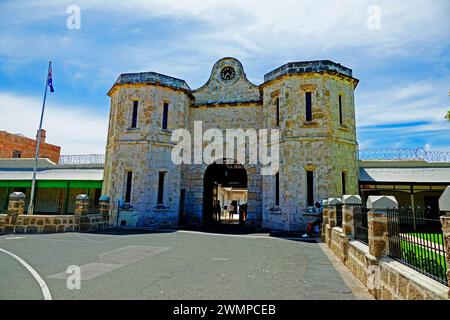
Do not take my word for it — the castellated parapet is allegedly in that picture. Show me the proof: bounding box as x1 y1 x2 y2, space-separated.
103 57 359 231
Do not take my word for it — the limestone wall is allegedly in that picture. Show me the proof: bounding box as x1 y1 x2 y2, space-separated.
192 57 261 105
378 258 448 300
261 73 358 231
330 227 349 263
103 84 190 227
183 103 264 226
0 214 106 234
103 58 359 230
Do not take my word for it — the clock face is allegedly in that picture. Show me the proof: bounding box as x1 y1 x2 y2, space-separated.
220 66 236 81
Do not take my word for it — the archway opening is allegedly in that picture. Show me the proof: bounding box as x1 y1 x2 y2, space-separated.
203 161 248 226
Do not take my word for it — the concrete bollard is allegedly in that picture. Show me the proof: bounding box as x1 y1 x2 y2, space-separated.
325 198 341 247
74 194 89 216
342 195 362 237
328 198 342 228
366 195 398 258
7 192 26 216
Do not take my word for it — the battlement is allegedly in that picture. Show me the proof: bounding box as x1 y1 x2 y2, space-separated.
108 72 191 95
264 60 354 83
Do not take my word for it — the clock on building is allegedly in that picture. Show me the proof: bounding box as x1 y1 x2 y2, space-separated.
220 66 236 81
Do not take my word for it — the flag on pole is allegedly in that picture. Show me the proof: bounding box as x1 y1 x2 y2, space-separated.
47 63 54 92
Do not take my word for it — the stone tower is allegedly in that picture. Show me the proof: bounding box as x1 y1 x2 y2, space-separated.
103 73 191 227
261 61 359 230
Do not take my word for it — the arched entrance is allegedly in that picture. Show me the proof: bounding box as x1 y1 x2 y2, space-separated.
203 160 248 225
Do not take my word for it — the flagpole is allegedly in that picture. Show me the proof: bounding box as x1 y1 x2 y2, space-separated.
28 61 52 215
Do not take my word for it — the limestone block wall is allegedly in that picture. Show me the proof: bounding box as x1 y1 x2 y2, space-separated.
345 240 371 286
0 214 107 234
79 214 107 231
330 227 349 263
192 57 261 105
261 73 357 142
261 73 358 231
182 162 262 227
378 258 448 300
104 83 190 227
184 104 264 226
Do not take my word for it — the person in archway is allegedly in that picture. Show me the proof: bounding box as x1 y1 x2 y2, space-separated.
302 202 323 238
216 200 222 222
228 203 234 221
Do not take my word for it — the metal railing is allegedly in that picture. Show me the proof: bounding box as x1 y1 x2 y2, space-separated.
59 154 105 165
354 205 369 245
34 194 63 214
387 206 448 285
0 188 100 215
359 148 450 162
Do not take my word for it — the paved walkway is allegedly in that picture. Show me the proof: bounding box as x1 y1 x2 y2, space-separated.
0 229 371 300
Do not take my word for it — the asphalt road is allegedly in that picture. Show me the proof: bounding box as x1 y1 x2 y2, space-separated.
0 229 359 300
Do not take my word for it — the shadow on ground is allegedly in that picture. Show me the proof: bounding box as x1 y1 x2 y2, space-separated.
79 225 320 243
1 224 320 243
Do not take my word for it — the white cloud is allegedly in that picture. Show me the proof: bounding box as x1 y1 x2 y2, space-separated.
0 92 107 154
356 79 450 127
2 0 449 63
0 0 449 152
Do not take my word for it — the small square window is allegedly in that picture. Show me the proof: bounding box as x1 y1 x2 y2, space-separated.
12 150 21 158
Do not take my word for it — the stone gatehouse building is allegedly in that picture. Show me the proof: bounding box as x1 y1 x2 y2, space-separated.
102 57 359 231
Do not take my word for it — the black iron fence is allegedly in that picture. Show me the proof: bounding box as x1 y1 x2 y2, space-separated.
336 204 343 227
0 187 100 215
354 205 369 245
387 206 448 286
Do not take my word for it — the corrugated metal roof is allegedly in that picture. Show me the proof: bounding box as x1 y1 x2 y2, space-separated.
360 167 450 183
0 158 57 169
0 169 103 181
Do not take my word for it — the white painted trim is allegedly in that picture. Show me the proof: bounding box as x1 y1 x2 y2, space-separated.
0 248 52 300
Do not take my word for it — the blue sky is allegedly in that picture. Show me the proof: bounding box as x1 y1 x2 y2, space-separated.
0 0 449 154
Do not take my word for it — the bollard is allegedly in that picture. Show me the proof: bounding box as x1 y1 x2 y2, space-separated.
74 194 89 216
7 192 26 216
366 195 398 258
342 195 362 237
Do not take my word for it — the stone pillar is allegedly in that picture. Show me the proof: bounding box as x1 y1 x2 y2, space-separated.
74 194 89 216
99 196 110 221
325 198 341 247
366 195 398 258
438 186 450 294
328 198 342 228
7 192 26 216
342 195 362 237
